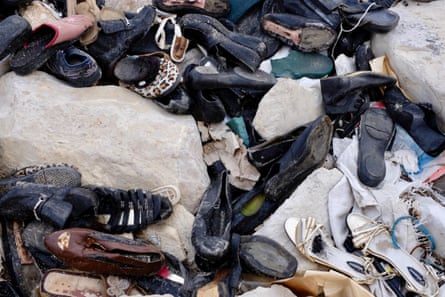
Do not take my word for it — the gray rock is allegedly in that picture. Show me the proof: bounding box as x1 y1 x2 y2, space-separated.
253 78 325 140
254 167 343 272
371 1 445 132
0 71 208 213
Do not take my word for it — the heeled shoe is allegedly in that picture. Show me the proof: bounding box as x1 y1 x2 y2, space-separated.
346 213 439 297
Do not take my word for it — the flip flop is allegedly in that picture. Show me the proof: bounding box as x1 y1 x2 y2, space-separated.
10 15 93 75
346 213 440 297
284 217 374 284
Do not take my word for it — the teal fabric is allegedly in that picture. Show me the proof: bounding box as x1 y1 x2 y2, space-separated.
271 50 333 79
228 0 263 23
227 117 250 147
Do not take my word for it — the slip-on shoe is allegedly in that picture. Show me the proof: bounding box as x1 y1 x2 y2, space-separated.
44 228 166 276
10 15 93 75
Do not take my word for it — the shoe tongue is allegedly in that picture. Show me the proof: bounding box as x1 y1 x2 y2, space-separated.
39 198 73 228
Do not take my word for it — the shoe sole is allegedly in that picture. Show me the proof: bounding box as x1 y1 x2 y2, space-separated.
262 19 336 52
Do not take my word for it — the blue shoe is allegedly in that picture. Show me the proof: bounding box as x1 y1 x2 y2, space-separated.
45 46 102 87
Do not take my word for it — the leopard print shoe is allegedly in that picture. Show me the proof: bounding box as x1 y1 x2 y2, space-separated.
115 51 181 99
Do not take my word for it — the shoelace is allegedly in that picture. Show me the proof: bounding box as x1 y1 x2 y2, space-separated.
330 2 377 60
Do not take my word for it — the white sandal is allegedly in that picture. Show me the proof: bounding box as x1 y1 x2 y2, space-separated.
285 217 375 285
346 213 440 297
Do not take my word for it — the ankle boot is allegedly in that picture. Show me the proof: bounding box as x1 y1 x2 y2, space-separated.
179 13 266 71
384 86 445 157
321 71 396 107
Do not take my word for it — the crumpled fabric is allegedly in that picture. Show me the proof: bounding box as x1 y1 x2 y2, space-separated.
198 122 260 191
328 135 414 252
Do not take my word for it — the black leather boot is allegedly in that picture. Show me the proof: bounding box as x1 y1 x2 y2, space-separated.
321 71 396 108
179 13 267 71
384 85 445 157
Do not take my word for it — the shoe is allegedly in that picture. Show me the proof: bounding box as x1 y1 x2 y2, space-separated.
0 15 32 61
0 183 97 228
186 87 227 123
153 84 191 114
45 45 102 87
283 0 340 29
235 0 283 59
384 85 445 157
270 49 333 79
239 235 298 279
192 161 232 271
10 15 93 75
184 64 276 90
320 71 396 109
0 163 81 195
1 221 43 297
347 213 439 297
90 186 173 233
153 0 230 18
285 217 373 284
338 3 400 33
179 13 267 71
114 51 181 99
355 44 374 71
261 13 337 52
264 115 333 201
86 5 156 76
44 228 165 276
0 279 21 297
357 107 395 187
247 125 305 171
40 269 108 297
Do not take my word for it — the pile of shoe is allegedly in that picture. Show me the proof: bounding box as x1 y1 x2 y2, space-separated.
1 0 445 296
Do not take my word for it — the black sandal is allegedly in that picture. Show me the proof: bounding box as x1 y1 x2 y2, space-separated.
90 187 173 233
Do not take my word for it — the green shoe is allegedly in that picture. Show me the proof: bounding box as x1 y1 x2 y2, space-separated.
271 49 333 79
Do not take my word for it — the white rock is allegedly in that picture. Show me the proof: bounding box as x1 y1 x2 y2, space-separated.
254 167 344 272
371 1 445 132
0 71 209 213
253 78 325 140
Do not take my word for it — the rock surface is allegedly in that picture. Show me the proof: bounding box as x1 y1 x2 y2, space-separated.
372 0 445 131
253 78 325 140
0 71 209 213
255 167 343 272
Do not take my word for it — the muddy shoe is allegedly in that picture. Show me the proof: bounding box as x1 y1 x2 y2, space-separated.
0 15 32 61
264 115 333 201
0 163 81 196
192 161 232 272
261 13 336 52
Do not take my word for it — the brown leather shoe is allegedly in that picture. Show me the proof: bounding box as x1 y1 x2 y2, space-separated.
44 228 165 276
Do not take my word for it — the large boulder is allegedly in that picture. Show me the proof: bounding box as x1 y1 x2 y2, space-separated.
372 1 445 132
0 71 209 213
